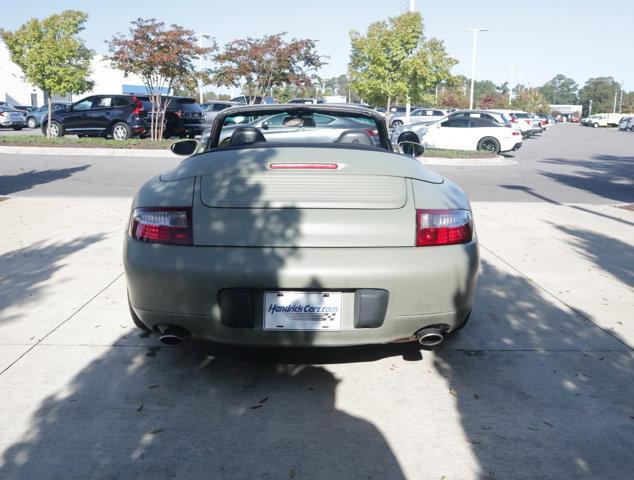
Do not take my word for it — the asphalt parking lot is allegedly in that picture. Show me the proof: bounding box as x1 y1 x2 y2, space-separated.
0 124 632 479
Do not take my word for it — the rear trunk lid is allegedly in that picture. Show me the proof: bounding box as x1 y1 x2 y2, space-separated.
163 146 442 247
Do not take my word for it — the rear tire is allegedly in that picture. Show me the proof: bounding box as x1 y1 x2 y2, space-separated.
593 123 599 128
128 293 151 333
112 122 131 140
477 137 500 154
27 117 37 129
44 120 64 138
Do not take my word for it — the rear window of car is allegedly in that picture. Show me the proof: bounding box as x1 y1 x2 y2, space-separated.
511 113 529 119
174 98 203 112
212 103 231 111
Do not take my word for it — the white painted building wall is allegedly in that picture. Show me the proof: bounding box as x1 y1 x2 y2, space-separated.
1 41 149 106
0 41 45 106
83 54 147 97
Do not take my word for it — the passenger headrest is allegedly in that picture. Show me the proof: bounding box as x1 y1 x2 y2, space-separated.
229 127 266 147
301 117 316 127
336 129 374 146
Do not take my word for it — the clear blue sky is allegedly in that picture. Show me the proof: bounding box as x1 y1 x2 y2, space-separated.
3 0 632 91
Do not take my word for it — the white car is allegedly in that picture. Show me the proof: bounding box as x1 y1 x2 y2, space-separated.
488 109 539 137
413 117 522 154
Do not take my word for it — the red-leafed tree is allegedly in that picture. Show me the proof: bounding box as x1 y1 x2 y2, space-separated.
213 33 325 103
106 18 215 140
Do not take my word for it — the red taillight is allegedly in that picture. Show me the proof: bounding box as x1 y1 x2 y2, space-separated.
131 96 144 115
128 207 192 245
509 117 517 123
363 128 379 137
512 131 520 136
0 112 6 117
416 209 473 247
269 163 339 170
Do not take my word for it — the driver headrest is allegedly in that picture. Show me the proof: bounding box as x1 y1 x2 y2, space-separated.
229 127 266 147
336 129 374 146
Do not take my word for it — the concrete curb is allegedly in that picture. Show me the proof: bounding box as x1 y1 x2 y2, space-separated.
0 145 178 158
420 155 517 166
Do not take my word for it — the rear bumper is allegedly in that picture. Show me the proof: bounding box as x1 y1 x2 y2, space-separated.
125 239 480 346
0 120 25 127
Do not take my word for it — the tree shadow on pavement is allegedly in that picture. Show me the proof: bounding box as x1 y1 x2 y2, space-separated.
0 165 89 195
0 235 105 325
540 155 634 203
553 225 633 288
434 259 634 480
0 345 407 479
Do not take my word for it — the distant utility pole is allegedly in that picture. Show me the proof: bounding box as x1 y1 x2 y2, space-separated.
508 64 518 106
404 0 416 122
465 28 488 110
195 33 211 103
619 80 624 113
613 90 618 113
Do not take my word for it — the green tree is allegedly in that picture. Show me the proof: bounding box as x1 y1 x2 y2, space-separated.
579 77 620 114
106 18 214 140
1 10 94 137
348 12 456 118
513 88 550 114
621 91 634 114
213 33 324 104
539 74 579 104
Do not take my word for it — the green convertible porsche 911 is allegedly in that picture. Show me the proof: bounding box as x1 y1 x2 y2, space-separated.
124 104 479 348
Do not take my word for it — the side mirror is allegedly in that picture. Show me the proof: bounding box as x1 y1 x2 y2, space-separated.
171 139 198 156
398 141 425 158
261 121 269 130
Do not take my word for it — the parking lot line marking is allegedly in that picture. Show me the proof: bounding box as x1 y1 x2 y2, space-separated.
0 272 124 376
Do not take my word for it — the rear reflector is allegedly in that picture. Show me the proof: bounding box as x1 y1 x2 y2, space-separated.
269 163 339 170
129 207 192 245
416 209 473 247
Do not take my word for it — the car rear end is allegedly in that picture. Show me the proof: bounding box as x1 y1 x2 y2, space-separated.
618 117 631 130
125 148 479 347
0 107 26 128
165 98 204 138
507 112 535 136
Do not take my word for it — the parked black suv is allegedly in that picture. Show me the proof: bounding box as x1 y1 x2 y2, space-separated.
42 94 204 140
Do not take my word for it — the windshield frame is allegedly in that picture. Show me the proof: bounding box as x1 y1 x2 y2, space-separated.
204 104 391 152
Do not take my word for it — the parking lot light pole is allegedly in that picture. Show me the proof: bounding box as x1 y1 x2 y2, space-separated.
195 33 211 104
508 64 518 106
466 28 487 110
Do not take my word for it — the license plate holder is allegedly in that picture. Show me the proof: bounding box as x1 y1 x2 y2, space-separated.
263 291 342 331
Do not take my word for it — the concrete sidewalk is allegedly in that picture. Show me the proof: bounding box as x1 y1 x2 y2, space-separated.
0 196 632 479
0 145 178 158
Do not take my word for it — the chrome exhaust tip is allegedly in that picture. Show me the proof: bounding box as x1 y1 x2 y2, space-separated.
415 327 444 348
157 325 188 345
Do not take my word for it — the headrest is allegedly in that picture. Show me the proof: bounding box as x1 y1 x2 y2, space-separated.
229 127 266 147
336 129 374 146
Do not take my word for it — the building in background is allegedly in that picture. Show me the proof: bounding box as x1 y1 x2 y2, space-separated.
550 104 583 120
1 42 160 106
0 41 46 106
